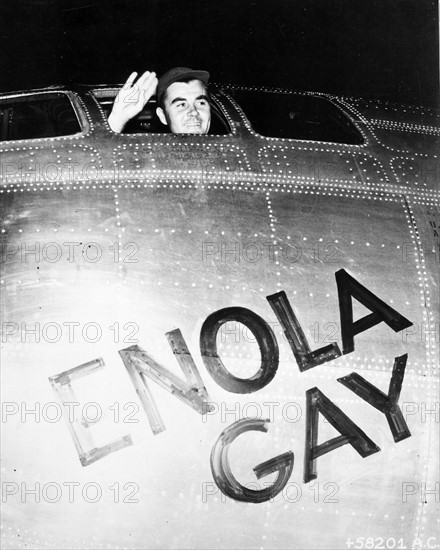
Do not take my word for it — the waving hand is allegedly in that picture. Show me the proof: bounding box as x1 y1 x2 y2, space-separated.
108 71 158 133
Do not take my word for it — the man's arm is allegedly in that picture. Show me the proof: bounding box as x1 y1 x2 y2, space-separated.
108 71 158 133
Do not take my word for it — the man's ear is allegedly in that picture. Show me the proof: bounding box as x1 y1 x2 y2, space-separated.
156 107 168 126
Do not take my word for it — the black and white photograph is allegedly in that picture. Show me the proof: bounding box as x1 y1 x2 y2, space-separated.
1 1 439 549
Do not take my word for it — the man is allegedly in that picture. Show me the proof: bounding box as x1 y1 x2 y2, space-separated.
108 67 211 134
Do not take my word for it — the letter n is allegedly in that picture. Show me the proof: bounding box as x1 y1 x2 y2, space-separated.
119 329 213 434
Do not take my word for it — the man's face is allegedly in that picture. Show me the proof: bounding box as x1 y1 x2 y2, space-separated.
156 79 211 134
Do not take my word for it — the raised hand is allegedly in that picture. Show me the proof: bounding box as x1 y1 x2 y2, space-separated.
108 71 158 133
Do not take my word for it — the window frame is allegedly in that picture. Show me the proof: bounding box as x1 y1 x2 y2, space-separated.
0 90 89 144
225 88 366 146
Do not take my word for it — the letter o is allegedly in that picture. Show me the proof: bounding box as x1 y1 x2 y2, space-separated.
242 243 262 263
42 322 62 343
200 307 279 393
42 163 61 182
42 242 62 263
282 244 302 263
42 402 62 423
82 322 102 343
242 402 262 419
82 402 102 423
42 482 62 503
82 242 102 263
82 162 101 181
82 482 102 503
283 482 302 503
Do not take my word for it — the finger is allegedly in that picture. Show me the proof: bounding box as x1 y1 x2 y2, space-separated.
146 77 158 95
124 71 138 87
136 70 155 88
138 77 158 107
138 75 158 97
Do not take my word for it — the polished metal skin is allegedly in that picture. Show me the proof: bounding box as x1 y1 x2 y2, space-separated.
1 84 439 549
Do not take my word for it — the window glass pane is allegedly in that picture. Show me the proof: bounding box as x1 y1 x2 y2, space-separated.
228 89 364 144
0 93 81 141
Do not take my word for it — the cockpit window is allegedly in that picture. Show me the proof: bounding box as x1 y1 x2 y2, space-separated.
228 89 364 144
92 89 231 136
0 93 81 141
